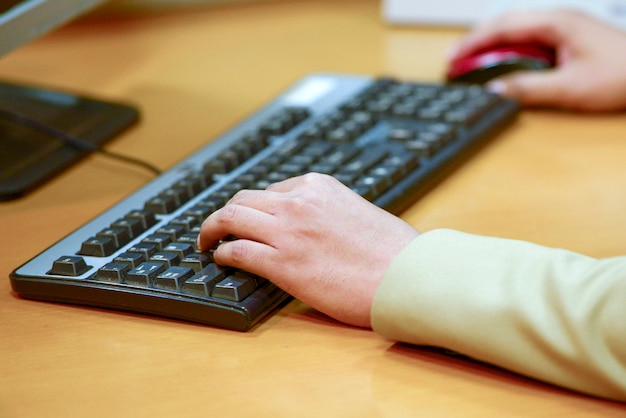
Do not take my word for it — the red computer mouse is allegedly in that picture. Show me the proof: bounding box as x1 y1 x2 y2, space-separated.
446 44 556 84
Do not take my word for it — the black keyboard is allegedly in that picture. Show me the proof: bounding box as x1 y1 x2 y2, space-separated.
10 74 519 331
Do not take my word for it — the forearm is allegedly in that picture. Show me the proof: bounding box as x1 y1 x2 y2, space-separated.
371 229 626 401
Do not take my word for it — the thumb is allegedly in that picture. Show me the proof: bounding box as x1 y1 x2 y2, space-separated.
485 71 570 109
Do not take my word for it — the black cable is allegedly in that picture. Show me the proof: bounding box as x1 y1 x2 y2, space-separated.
0 107 162 176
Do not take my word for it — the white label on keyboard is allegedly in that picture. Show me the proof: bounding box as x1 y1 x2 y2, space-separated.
282 77 336 106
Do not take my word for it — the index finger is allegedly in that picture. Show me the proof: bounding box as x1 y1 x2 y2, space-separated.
197 202 277 252
450 11 567 62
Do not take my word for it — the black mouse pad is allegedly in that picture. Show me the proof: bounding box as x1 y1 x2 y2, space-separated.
0 80 139 201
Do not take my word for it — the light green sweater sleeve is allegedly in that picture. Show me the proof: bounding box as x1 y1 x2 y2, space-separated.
371 229 626 401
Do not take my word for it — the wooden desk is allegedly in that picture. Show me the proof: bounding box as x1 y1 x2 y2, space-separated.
1 1 625 416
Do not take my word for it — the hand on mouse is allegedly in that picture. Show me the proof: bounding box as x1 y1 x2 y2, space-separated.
197 173 420 328
449 10 626 111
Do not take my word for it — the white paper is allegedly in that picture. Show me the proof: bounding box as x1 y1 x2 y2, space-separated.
487 0 626 29
383 0 626 29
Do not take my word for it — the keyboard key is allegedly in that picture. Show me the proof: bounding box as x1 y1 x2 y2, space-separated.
369 165 401 184
327 127 353 142
176 233 200 250
169 215 199 232
382 154 419 175
79 236 118 257
96 262 130 283
182 264 229 296
125 210 157 229
301 141 333 157
212 272 258 302
388 126 415 141
154 266 195 291
405 138 437 157
285 106 310 123
241 132 268 154
185 172 213 190
155 224 187 241
182 207 212 223
126 243 158 259
141 234 171 251
96 227 131 248
204 156 233 175
213 190 236 202
424 122 455 141
258 107 308 136
49 256 90 276
350 111 376 130
179 253 212 272
149 252 181 269
173 178 203 197
125 262 166 287
113 252 145 269
196 196 226 213
335 145 388 178
274 138 307 159
354 175 389 200
162 242 194 259
326 144 360 165
111 217 145 238
145 196 177 215
159 188 191 207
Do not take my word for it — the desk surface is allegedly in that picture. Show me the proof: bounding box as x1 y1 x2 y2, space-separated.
1 1 625 416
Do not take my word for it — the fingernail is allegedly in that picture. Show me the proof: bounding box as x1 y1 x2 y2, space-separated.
486 80 507 95
446 42 460 59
